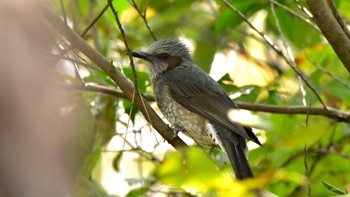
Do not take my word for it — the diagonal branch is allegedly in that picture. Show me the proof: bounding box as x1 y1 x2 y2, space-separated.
306 0 350 74
307 56 350 90
44 7 187 149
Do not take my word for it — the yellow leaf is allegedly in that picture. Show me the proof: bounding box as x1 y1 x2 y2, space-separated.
121 7 156 24
227 52 278 87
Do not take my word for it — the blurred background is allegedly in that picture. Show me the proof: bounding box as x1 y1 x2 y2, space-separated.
2 0 350 196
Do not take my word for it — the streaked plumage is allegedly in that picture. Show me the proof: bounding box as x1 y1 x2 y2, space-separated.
132 39 261 179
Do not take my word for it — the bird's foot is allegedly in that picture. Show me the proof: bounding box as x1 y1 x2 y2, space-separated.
208 146 215 155
171 127 181 139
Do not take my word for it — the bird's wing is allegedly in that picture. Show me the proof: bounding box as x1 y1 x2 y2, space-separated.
165 72 259 144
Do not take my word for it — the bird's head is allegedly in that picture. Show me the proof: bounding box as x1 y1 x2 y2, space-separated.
132 39 192 79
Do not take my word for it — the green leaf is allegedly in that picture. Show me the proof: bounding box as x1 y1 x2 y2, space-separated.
266 7 321 49
112 151 123 172
80 178 112 197
95 96 117 145
275 117 329 148
215 1 267 34
155 147 251 196
84 70 116 87
123 99 138 123
321 181 346 195
217 74 240 93
337 0 350 19
125 177 157 185
81 150 102 177
235 85 261 103
193 41 216 73
122 67 151 92
126 187 149 197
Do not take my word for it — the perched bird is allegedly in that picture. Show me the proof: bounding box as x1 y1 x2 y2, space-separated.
132 39 261 179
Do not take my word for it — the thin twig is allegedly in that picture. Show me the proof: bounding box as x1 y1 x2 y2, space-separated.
305 100 311 126
130 0 157 41
54 37 107 86
108 0 139 90
310 148 350 160
294 0 313 18
50 53 100 70
80 2 109 37
103 148 161 163
270 0 320 33
107 1 136 149
304 145 311 197
88 0 102 52
222 0 328 109
69 0 78 31
59 0 67 25
307 56 350 90
270 1 307 107
108 0 159 147
288 144 321 196
72 59 85 85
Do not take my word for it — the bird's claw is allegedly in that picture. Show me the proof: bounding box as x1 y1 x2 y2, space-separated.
171 127 181 139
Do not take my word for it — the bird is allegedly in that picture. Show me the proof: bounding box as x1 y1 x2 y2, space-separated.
131 39 261 180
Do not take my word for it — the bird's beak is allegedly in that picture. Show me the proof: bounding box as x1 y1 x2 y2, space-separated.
131 51 151 61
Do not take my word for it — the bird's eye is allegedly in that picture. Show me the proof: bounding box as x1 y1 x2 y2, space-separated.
161 53 169 59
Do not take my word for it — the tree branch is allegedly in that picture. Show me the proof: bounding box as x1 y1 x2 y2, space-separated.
65 83 350 123
238 102 350 123
44 7 187 149
306 0 350 74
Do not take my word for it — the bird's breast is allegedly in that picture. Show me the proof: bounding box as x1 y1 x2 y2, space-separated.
153 81 216 146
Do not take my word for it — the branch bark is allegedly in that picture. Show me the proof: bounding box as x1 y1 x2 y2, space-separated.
66 84 350 123
44 7 187 149
306 0 350 74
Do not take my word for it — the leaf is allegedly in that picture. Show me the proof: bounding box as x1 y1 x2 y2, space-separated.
217 73 240 93
193 41 216 73
227 53 278 87
81 150 102 178
122 67 151 93
80 178 111 197
123 99 139 123
215 1 267 34
125 177 157 185
321 181 346 195
112 151 123 172
126 187 149 197
234 85 261 103
275 117 329 148
95 96 117 145
266 7 321 49
156 147 252 196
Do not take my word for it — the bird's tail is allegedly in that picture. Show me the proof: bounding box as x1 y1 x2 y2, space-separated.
220 136 254 180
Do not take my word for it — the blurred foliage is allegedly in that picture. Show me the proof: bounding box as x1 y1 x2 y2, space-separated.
50 0 350 196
